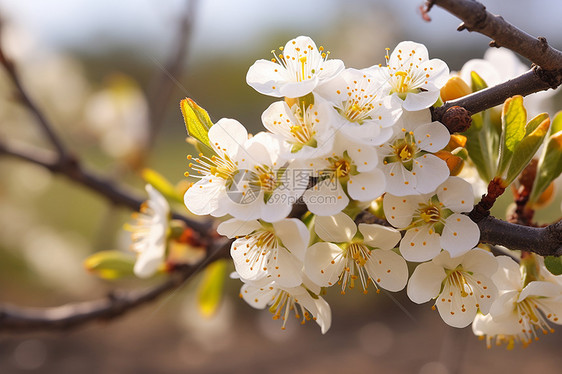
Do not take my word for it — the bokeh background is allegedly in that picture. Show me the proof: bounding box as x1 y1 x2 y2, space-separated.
1 0 561 373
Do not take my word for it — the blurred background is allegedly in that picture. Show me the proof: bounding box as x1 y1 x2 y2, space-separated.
0 0 561 373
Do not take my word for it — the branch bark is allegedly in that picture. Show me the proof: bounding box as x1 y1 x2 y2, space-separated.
0 140 210 234
429 0 562 70
478 216 562 257
0 240 230 332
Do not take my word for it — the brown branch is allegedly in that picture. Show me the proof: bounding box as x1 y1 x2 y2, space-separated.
430 0 562 70
478 216 562 257
433 68 562 128
0 139 210 234
0 240 230 332
0 31 68 159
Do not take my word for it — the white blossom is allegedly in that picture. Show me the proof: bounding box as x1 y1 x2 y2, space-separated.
369 41 449 111
304 212 408 294
246 36 344 98
384 176 480 262
127 185 169 278
407 248 497 328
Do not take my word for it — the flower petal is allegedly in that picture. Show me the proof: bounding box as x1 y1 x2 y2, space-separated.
274 218 310 261
268 248 303 288
240 282 276 309
304 242 346 288
366 249 409 292
436 282 478 328
246 59 289 97
400 227 442 262
441 214 480 258
209 118 248 156
411 154 449 194
184 177 226 216
383 193 420 228
436 176 475 213
413 121 450 153
407 261 446 303
347 170 386 202
303 178 349 216
314 212 357 243
359 224 401 250
217 219 262 238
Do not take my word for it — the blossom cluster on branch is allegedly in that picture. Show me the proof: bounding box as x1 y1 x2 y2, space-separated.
117 35 562 347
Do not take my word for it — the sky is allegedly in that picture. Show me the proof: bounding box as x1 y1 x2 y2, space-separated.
1 0 561 60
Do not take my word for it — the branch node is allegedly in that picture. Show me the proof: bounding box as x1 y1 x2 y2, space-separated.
440 105 472 133
489 40 499 48
538 36 549 52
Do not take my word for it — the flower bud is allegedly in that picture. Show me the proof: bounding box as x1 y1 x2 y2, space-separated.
440 76 471 102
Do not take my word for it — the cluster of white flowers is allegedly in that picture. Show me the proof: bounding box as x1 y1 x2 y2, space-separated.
146 36 562 345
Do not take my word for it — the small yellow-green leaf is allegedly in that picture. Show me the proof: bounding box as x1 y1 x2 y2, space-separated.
544 256 562 275
530 131 562 204
497 96 527 175
470 71 488 92
197 259 227 318
551 110 562 135
142 168 183 204
180 98 213 147
525 113 549 136
84 250 135 280
505 117 550 184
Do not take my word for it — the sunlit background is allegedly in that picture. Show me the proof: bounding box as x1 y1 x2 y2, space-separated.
1 0 561 373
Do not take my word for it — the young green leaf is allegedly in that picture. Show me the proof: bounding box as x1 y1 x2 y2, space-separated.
544 256 562 276
180 98 214 147
529 131 562 204
84 250 136 280
551 110 562 135
197 259 228 318
470 71 488 92
497 96 526 176
505 116 550 184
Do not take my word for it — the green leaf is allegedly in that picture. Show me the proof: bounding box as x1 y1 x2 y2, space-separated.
470 71 488 92
505 116 550 184
544 256 562 276
142 168 183 204
529 131 562 204
197 259 227 318
551 111 562 135
84 250 136 280
497 96 527 175
463 111 494 181
180 98 214 147
525 113 549 136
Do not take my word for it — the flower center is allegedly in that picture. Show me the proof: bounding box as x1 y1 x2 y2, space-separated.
332 158 351 178
393 70 410 93
252 165 278 194
186 152 237 181
269 289 314 330
337 242 375 295
516 296 557 342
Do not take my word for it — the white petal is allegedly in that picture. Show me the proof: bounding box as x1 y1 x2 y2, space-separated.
134 244 165 279
382 162 417 196
518 281 561 302
469 272 497 315
382 193 420 228
217 218 261 239
268 249 303 288
413 121 450 153
279 78 319 98
261 101 298 136
246 59 288 97
273 218 310 261
436 176 475 213
359 224 401 250
492 256 524 292
304 242 345 287
388 41 429 67
441 214 480 258
402 90 440 111
314 212 356 243
230 237 269 282
303 179 349 216
291 287 332 334
436 282 478 328
209 118 248 156
400 227 442 262
366 249 409 292
347 145 379 172
460 248 498 277
538 297 562 325
411 154 450 194
240 282 276 309
407 261 446 303
347 170 385 202
420 58 450 88
184 177 226 216
317 59 345 82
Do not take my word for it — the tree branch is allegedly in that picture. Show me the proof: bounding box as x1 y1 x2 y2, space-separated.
478 216 562 256
0 32 68 159
433 68 562 127
0 240 230 332
429 0 562 70
0 139 210 234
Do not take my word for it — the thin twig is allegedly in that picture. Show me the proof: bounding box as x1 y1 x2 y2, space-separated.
0 139 210 234
0 240 230 332
429 0 562 70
